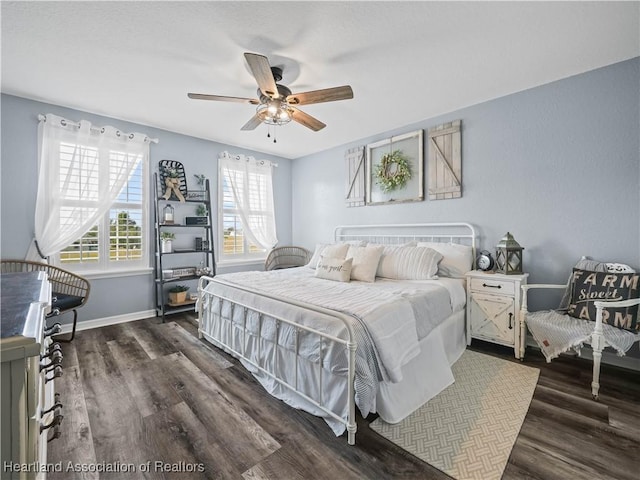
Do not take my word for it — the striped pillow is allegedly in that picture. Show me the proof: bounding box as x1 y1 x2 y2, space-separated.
376 245 443 280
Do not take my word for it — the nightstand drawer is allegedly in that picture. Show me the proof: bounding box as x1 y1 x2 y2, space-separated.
469 277 515 295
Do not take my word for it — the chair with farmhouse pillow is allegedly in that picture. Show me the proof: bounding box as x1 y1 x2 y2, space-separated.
520 257 640 400
264 246 312 271
1 260 90 342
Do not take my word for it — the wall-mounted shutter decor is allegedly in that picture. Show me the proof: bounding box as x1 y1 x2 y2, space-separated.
428 120 462 200
345 146 365 207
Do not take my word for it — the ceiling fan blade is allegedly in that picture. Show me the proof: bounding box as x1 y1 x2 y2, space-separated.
188 93 260 105
287 85 353 106
290 107 326 131
244 52 278 98
241 112 263 131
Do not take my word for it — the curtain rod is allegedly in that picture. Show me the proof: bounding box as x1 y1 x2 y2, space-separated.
219 150 278 168
38 114 159 144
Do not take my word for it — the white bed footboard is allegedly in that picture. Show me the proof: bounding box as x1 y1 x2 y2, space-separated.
197 275 358 444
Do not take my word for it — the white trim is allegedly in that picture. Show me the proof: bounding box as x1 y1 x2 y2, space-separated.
81 267 154 280
216 258 266 268
58 309 156 334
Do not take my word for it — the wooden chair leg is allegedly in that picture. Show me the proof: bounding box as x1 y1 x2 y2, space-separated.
591 329 604 401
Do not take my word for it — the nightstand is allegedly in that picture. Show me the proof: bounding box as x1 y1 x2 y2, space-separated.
466 270 529 358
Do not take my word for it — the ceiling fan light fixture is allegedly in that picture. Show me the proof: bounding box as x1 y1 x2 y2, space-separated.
256 101 292 126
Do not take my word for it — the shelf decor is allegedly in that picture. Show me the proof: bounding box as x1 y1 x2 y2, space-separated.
159 159 187 202
168 285 189 304
163 204 175 224
366 130 423 205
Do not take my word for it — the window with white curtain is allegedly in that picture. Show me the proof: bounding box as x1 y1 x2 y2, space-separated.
32 114 152 275
58 152 146 270
218 152 278 264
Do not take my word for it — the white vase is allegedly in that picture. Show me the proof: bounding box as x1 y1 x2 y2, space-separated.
161 239 172 253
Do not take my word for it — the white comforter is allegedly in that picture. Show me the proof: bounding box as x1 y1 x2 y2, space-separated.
199 267 465 434
207 267 463 382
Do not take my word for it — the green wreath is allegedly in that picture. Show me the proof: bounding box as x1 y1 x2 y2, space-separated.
374 150 412 193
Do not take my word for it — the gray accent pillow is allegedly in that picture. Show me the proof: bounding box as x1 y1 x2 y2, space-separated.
557 257 608 312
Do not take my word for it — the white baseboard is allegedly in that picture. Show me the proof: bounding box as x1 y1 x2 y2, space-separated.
58 309 156 334
525 337 640 372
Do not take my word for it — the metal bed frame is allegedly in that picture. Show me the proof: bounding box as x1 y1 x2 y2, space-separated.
197 223 476 445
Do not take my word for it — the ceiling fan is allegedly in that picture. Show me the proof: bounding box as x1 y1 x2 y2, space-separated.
188 52 354 133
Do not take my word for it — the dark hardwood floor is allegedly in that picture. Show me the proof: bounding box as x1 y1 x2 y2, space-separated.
48 314 640 479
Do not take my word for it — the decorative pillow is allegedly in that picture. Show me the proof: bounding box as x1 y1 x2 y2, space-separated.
347 244 384 282
307 243 350 269
558 257 609 312
417 242 473 278
567 268 640 332
376 245 443 280
315 256 353 282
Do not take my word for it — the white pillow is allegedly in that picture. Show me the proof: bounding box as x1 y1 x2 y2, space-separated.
347 244 384 282
417 242 474 278
315 256 353 282
307 243 350 269
376 245 443 280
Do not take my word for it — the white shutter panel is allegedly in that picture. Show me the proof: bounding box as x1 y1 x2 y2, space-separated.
345 146 365 207
428 120 462 200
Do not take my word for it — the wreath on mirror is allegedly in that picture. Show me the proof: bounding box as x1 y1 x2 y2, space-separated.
374 150 412 193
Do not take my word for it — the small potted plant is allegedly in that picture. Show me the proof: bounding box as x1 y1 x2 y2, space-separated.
168 284 189 304
160 231 175 253
195 203 208 217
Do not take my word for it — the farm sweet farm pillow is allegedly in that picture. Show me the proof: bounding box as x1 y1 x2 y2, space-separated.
567 268 639 332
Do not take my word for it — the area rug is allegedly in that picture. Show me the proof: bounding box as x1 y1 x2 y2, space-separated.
370 350 539 480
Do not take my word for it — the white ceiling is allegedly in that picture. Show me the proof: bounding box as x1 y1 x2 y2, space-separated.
2 1 638 159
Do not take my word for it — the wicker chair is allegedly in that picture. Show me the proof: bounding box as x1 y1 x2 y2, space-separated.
264 246 312 271
1 260 90 342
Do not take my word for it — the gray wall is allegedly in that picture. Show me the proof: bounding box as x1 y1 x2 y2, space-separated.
292 58 640 312
1 94 292 324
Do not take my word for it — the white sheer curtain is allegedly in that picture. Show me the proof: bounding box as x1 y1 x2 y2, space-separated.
219 152 278 250
26 113 151 261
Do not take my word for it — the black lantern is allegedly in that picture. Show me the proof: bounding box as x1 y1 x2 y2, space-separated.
163 204 175 224
495 232 524 275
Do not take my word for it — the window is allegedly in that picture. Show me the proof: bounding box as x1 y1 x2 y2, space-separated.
57 142 148 273
34 114 151 275
218 153 278 264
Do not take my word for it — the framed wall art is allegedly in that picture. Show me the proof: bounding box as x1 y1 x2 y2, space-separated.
365 129 424 205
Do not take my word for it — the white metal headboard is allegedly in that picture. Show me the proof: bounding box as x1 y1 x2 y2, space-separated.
334 222 477 255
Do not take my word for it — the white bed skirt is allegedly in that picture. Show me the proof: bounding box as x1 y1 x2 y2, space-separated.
374 309 467 423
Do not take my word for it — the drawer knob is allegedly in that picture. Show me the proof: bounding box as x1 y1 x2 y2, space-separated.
44 322 62 337
45 365 63 383
41 410 64 442
42 401 63 416
482 283 502 289
43 343 62 357
40 350 63 370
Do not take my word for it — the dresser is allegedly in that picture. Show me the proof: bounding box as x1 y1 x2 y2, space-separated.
1 272 62 480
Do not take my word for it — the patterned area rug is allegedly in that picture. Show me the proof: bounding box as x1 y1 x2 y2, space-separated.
370 350 539 480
